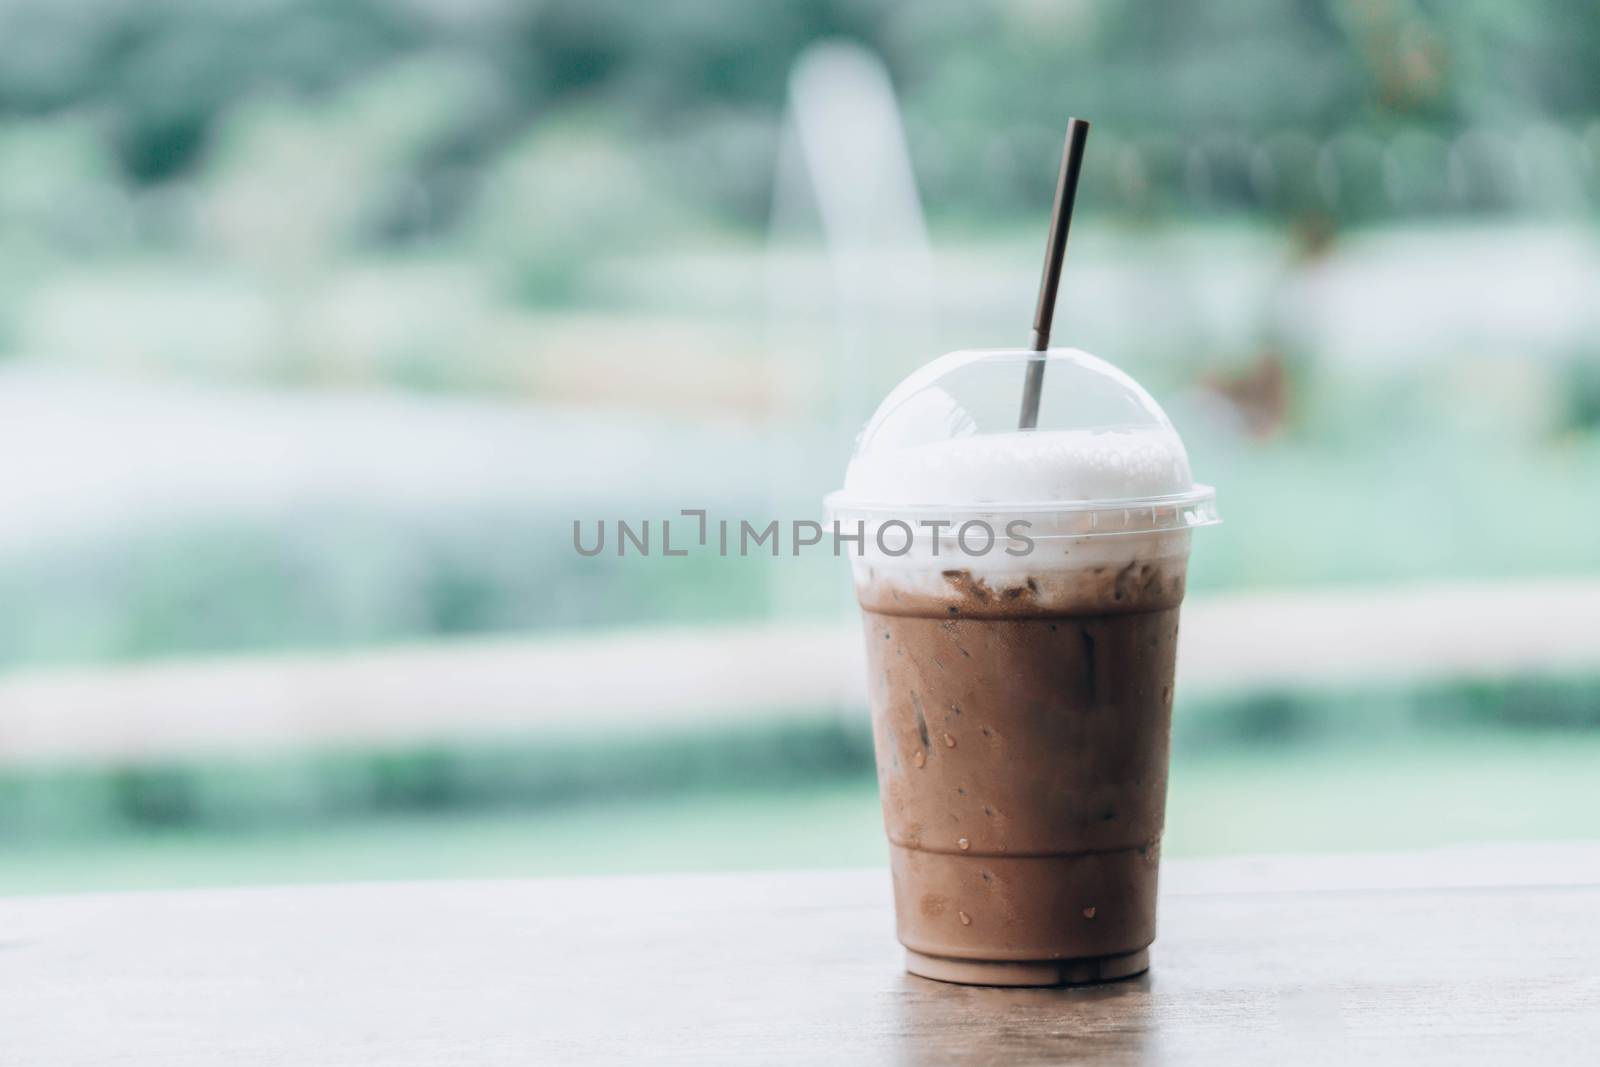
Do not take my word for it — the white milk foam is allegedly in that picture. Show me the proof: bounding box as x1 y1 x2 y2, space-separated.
842 426 1193 506
838 427 1196 588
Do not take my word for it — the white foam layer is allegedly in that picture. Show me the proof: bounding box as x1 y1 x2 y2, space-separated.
842 426 1194 506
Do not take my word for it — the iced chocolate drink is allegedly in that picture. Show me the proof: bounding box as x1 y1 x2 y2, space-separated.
827 348 1217 986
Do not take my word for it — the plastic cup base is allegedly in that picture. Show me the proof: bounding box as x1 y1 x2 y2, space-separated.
904 947 1150 988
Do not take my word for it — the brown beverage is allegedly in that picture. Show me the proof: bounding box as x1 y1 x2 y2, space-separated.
854 537 1187 986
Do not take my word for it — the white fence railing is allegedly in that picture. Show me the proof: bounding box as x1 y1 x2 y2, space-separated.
2 578 1598 768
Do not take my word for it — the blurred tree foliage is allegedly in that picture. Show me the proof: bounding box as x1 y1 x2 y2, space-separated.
0 0 1595 669
2 0 1596 228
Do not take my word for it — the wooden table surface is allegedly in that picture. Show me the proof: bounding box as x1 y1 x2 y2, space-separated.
3 844 1598 1065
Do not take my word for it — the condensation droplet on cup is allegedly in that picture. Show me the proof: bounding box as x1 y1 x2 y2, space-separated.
914 750 926 768
958 837 970 851
943 733 956 748
1082 906 1097 919
959 911 971 926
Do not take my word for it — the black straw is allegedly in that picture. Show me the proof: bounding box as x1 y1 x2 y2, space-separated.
1018 118 1090 430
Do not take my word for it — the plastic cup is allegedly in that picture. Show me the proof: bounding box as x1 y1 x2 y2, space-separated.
826 348 1217 986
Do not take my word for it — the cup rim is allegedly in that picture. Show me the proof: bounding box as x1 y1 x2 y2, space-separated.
823 484 1219 539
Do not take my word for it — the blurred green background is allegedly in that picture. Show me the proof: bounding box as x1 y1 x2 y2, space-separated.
1 0 1598 892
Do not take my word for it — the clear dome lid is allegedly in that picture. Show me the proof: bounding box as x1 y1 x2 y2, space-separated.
826 348 1217 537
